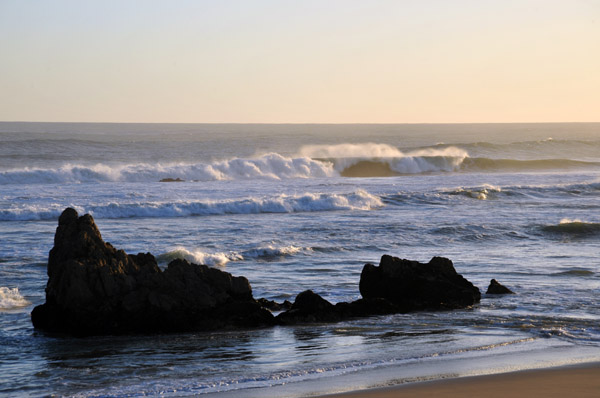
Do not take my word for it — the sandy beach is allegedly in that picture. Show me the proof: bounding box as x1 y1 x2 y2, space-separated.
319 362 600 398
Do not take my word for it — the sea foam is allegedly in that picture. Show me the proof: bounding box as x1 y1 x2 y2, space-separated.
157 244 311 266
0 153 335 184
300 143 469 176
157 247 243 267
4 142 599 185
0 287 31 311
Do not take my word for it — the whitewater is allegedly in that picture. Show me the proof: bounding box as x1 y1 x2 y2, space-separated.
1 122 600 397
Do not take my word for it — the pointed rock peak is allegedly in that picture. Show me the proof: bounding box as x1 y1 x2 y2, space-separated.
486 279 515 295
58 207 78 225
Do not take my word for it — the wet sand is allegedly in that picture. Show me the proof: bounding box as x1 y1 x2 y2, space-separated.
318 362 600 398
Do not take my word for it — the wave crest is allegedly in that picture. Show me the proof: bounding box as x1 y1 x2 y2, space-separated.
0 190 382 221
241 244 311 260
0 153 335 185
157 247 242 267
301 143 468 177
542 219 600 236
445 184 503 200
157 244 312 266
3 141 600 184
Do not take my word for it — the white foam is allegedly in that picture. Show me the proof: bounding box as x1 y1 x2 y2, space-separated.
0 287 31 311
241 244 311 259
300 143 406 158
560 218 583 224
0 190 383 221
158 247 243 267
0 145 475 185
299 143 469 174
158 243 312 267
0 153 335 185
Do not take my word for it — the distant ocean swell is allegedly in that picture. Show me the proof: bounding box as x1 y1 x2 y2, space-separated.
0 190 383 221
431 137 600 155
541 219 600 236
3 142 600 184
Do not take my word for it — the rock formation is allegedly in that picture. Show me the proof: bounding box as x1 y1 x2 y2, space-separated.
257 298 292 312
31 208 274 335
486 279 515 295
32 208 483 335
274 255 482 325
360 255 481 310
276 290 342 325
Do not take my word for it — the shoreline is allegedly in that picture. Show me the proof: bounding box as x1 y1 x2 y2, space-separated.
316 361 600 398
209 344 600 398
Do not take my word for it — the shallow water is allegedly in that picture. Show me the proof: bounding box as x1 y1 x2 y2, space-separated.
1 123 599 397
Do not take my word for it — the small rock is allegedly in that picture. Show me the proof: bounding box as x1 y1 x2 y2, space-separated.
257 298 292 312
159 178 184 182
276 290 342 325
486 279 515 295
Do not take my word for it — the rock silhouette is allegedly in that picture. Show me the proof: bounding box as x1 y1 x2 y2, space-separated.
32 208 482 335
486 279 515 295
31 208 274 335
359 255 481 310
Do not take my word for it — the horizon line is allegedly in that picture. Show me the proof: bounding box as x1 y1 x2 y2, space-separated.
2 120 599 125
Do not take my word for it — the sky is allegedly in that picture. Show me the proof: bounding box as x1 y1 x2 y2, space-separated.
1 0 599 123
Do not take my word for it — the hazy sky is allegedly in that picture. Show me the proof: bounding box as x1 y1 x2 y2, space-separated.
1 0 598 123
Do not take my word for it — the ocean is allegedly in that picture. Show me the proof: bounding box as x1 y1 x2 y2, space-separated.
1 122 599 397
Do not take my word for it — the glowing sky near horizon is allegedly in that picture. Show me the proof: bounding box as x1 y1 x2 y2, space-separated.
1 0 599 123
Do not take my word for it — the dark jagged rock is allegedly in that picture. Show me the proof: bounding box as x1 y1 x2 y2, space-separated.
275 255 481 325
31 208 275 336
486 279 515 295
257 298 292 312
32 208 484 334
276 290 342 325
359 255 481 310
276 292 408 326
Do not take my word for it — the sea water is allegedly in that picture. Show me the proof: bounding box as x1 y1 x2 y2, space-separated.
1 123 599 397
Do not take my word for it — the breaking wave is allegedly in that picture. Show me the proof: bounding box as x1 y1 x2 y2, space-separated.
0 190 383 221
3 142 600 184
0 287 31 311
302 143 468 176
0 153 335 184
157 244 312 266
3 144 600 185
157 247 243 267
